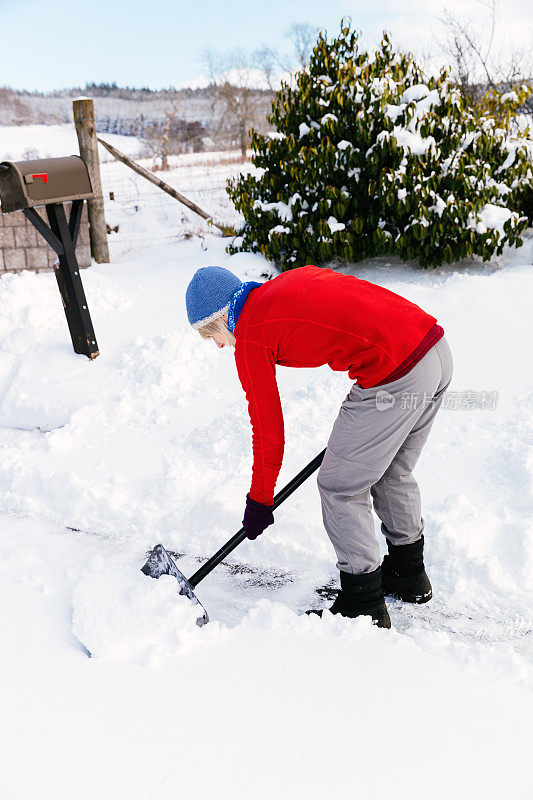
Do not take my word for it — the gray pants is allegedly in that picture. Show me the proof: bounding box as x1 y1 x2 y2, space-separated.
317 337 453 574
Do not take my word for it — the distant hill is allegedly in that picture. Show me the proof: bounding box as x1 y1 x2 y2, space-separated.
0 83 276 153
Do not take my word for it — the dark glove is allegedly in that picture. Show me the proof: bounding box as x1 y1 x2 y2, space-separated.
243 494 274 540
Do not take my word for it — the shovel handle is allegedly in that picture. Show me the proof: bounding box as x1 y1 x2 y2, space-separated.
187 449 326 588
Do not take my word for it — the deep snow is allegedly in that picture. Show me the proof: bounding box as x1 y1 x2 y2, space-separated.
0 234 532 799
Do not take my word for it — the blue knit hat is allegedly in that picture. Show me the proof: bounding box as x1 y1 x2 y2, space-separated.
186 266 242 329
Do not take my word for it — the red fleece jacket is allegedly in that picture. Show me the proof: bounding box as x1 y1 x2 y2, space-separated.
234 265 443 505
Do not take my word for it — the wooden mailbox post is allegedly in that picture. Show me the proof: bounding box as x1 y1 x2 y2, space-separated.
73 97 110 265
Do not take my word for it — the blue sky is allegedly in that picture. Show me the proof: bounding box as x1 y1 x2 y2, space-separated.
0 0 530 92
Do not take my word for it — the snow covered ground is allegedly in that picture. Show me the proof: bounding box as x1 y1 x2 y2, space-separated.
0 234 532 799
0 123 142 163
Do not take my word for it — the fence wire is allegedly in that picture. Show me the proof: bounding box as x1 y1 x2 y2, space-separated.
99 150 257 258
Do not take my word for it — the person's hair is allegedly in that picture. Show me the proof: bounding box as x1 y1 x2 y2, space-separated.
197 314 236 346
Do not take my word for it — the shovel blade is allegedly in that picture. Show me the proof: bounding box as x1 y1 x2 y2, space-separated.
141 544 209 626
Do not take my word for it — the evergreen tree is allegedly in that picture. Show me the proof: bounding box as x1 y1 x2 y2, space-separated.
227 22 532 268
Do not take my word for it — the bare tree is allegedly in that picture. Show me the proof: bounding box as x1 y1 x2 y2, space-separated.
201 23 320 158
253 22 319 86
140 99 181 171
439 0 532 105
203 48 267 159
252 44 280 91
285 22 319 70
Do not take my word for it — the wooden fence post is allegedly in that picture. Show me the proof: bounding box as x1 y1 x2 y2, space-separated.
73 97 110 264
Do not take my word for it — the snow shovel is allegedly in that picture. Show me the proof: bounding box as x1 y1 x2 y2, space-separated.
141 449 326 626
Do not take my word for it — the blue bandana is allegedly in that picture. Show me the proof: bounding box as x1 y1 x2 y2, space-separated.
227 281 262 333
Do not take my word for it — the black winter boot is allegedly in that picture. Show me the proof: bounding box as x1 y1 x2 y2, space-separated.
381 535 432 604
308 567 391 628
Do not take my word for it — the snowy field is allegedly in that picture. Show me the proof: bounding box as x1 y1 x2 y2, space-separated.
0 123 142 163
0 231 532 799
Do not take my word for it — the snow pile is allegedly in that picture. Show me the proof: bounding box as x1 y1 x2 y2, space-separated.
253 197 293 221
470 203 516 237
327 216 345 233
72 563 207 663
401 83 432 103
390 126 437 156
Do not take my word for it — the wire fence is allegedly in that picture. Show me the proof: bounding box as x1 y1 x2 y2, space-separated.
99 149 257 259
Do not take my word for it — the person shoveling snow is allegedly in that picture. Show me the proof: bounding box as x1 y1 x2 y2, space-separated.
178 264 453 629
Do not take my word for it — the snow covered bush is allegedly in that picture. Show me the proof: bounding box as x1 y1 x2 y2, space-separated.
227 23 533 269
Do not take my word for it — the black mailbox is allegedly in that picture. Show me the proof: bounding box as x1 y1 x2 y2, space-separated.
0 155 93 213
0 154 99 359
